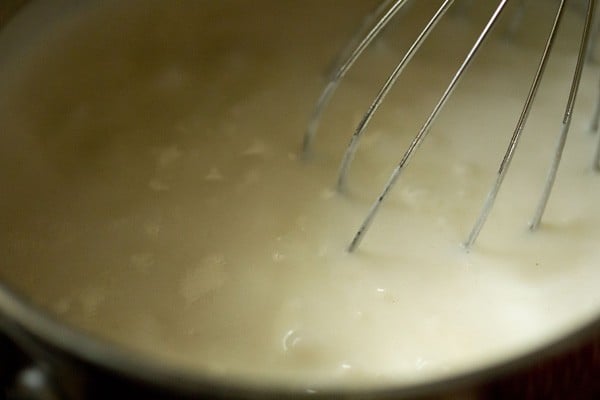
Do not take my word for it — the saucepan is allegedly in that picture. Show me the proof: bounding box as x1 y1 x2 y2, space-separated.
0 1 599 399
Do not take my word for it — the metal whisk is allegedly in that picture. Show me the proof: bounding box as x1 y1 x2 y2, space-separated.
303 0 597 252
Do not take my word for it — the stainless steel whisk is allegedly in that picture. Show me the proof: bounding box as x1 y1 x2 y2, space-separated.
303 0 598 252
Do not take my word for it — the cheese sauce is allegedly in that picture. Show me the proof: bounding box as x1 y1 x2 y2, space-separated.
0 0 599 389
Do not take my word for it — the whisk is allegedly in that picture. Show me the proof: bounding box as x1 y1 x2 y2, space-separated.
303 0 598 252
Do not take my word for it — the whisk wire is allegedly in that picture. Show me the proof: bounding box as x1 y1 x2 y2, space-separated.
302 0 409 156
336 0 455 192
307 0 598 252
464 0 568 248
592 77 600 133
325 0 396 78
349 0 509 252
530 0 596 231
592 75 600 170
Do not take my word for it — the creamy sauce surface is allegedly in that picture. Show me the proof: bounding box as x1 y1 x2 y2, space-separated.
1 0 599 388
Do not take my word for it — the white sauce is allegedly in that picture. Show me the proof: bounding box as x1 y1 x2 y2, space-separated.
0 0 599 389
